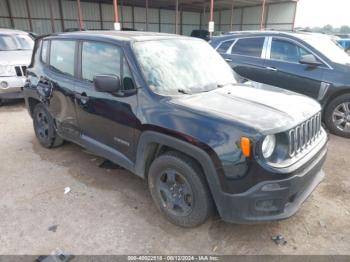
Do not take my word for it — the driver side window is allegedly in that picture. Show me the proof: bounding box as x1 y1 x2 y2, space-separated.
271 39 311 63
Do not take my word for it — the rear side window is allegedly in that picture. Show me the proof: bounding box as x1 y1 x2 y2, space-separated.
50 40 75 76
81 41 121 82
271 38 311 63
231 37 265 57
217 40 234 54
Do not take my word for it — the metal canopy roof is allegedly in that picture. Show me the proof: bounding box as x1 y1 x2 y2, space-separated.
79 0 297 11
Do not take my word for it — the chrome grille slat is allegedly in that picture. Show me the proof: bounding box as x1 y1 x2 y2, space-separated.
288 112 322 157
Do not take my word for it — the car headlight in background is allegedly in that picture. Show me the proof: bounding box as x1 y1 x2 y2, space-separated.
0 65 16 77
262 135 276 159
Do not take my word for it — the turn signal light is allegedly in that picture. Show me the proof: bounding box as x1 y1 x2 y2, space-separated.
240 137 251 157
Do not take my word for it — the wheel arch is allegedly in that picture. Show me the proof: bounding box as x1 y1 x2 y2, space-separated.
134 131 223 211
323 88 350 116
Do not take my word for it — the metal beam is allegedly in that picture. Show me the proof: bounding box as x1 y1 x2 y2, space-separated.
260 0 266 30
25 0 33 32
77 0 84 30
99 2 103 29
58 0 65 31
146 0 149 31
5 0 14 29
175 0 179 34
48 0 56 33
230 0 235 31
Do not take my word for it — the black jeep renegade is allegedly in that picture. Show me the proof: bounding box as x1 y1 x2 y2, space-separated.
23 31 328 227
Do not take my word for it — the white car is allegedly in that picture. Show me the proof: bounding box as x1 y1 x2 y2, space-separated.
0 29 34 105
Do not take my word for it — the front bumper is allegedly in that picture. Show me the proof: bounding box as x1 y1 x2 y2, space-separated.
217 145 327 224
0 76 25 99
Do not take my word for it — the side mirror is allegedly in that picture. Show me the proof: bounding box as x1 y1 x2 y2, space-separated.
93 75 121 93
299 54 322 67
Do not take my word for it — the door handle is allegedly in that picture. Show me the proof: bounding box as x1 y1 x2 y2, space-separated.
75 92 89 105
225 58 233 62
266 66 278 71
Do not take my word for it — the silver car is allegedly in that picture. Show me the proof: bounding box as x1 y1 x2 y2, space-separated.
0 29 34 105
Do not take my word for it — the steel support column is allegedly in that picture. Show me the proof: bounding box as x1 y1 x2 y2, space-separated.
230 0 235 31
5 0 14 29
77 0 83 30
260 0 266 30
209 0 214 36
175 0 179 34
25 0 33 32
113 0 120 30
292 0 299 31
146 0 149 31
99 2 103 29
48 0 55 33
58 0 65 31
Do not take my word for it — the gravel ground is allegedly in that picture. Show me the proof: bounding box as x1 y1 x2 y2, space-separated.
0 101 349 255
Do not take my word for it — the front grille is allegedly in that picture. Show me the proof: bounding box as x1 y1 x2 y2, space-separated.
288 112 322 157
14 66 27 77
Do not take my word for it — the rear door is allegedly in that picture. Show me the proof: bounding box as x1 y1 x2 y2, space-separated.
221 37 268 83
74 40 138 162
38 39 80 140
264 37 328 100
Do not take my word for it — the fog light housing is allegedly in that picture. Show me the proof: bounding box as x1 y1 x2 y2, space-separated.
0 81 9 89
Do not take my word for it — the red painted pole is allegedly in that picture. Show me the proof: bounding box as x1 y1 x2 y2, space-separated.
77 0 83 30
260 0 266 30
113 0 119 23
210 0 214 21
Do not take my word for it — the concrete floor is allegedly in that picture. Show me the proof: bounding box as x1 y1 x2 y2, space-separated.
0 101 349 255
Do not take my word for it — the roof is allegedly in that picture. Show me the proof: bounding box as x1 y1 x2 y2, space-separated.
0 28 29 35
81 0 297 12
52 30 191 42
211 30 334 43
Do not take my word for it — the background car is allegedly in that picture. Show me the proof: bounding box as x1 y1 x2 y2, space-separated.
337 38 350 54
0 28 34 106
210 31 350 138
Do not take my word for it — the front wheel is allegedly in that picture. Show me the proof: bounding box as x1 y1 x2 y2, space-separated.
324 94 350 138
33 103 64 148
148 151 214 227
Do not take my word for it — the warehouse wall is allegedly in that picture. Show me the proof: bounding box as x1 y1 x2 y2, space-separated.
0 0 296 35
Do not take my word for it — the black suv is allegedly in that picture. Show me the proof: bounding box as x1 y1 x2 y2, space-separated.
24 31 327 227
210 31 350 138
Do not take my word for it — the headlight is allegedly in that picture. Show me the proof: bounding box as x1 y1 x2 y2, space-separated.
262 135 276 158
0 65 16 77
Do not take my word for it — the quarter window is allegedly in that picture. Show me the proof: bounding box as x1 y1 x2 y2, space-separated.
231 37 265 57
217 40 234 53
271 39 312 63
50 40 75 76
82 41 121 82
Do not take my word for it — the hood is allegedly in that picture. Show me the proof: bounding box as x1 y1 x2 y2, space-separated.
170 83 321 134
0 50 32 66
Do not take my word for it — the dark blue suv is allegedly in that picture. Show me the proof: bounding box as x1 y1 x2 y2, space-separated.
210 31 350 138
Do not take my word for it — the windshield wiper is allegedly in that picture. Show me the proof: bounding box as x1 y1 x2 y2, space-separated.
177 89 191 95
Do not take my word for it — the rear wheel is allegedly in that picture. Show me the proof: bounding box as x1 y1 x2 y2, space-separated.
33 103 64 148
324 94 350 138
148 151 214 227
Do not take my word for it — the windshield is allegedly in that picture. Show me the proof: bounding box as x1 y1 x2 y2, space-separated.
304 36 350 65
0 34 34 51
133 38 236 95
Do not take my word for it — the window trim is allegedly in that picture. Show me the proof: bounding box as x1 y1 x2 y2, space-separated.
266 36 333 69
215 39 236 54
227 36 267 58
77 40 137 92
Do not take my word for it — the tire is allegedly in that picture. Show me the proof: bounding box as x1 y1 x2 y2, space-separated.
33 103 64 148
148 151 214 227
324 93 350 138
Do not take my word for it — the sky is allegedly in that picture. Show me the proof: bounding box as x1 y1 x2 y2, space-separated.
295 0 350 28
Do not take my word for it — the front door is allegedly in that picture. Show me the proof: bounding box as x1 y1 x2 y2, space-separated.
74 40 138 163
264 37 328 100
